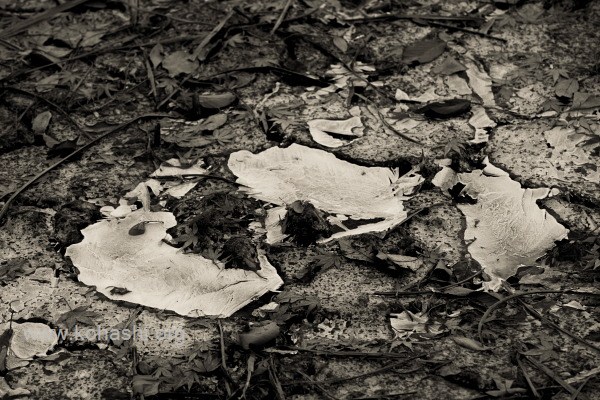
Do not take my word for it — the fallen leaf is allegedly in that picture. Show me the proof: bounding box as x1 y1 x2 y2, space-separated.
132 375 160 396
32 111 52 134
0 323 58 371
128 222 147 236
162 51 198 77
402 38 446 65
307 115 363 147
465 60 496 107
239 321 280 349
0 258 36 283
198 114 228 131
417 99 471 119
554 78 579 99
432 57 466 75
196 93 236 109
332 36 348 52
57 305 99 331
544 126 600 183
452 336 490 351
160 115 228 147
65 210 283 317
390 311 444 339
149 44 164 68
376 252 421 271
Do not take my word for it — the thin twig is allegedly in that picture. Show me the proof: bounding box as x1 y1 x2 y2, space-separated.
270 0 294 35
477 290 600 342
516 354 541 398
152 173 240 186
0 113 171 225
344 13 484 24
2 86 82 131
524 355 578 395
517 298 600 354
268 356 286 400
295 370 340 400
0 0 90 39
349 392 417 400
353 94 421 144
277 346 413 359
426 21 507 43
570 376 592 400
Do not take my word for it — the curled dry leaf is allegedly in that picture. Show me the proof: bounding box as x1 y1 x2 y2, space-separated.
402 38 446 65
416 98 471 119
433 158 569 289
65 210 283 317
196 93 236 109
307 115 363 147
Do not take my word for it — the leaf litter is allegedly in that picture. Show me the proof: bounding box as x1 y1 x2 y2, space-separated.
2 0 600 397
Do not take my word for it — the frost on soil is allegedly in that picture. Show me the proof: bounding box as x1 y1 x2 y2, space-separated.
433 159 569 289
65 210 283 318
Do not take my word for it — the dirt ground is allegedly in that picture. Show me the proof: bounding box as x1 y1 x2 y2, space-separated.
0 0 599 399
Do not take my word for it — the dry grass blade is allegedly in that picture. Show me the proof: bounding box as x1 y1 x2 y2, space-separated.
0 0 90 39
192 10 234 60
270 0 294 35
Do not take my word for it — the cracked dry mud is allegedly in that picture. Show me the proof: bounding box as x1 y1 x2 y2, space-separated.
0 0 599 399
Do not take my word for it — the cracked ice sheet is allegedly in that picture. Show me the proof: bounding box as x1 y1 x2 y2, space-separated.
433 158 569 290
228 144 423 242
65 210 283 317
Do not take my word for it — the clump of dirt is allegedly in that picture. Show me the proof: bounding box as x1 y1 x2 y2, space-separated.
221 235 260 271
52 200 102 248
281 200 331 245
